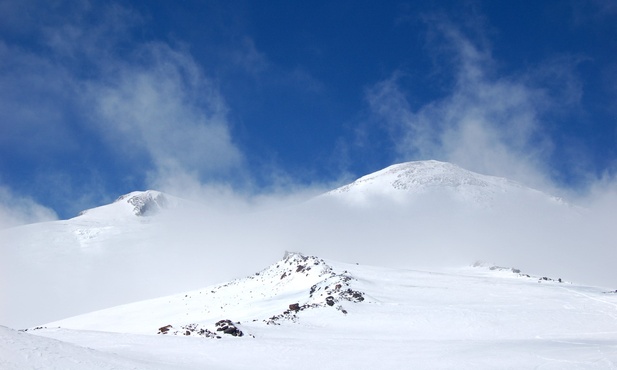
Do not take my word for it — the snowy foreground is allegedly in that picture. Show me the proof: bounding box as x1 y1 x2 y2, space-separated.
3 253 617 369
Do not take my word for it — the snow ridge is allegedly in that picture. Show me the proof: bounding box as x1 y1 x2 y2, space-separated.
326 160 554 206
76 190 177 218
44 252 367 338
115 190 172 216
159 252 367 337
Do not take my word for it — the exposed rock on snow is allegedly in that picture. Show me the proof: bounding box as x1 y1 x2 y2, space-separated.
44 252 368 336
117 191 172 216
158 323 222 338
215 320 244 337
19 253 617 369
261 252 366 325
470 261 569 283
76 190 178 218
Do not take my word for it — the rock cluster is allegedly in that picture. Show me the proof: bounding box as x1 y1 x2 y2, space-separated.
264 253 366 325
215 320 244 337
473 262 568 282
157 321 245 339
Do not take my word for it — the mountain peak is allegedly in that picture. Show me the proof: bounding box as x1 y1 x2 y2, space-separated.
325 160 546 206
43 252 367 335
76 190 177 219
336 160 513 191
114 190 172 216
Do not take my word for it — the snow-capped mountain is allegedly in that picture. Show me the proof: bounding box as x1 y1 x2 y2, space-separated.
40 252 366 335
0 161 588 331
7 252 617 369
1 159 615 368
0 190 193 329
324 160 562 207
77 190 179 218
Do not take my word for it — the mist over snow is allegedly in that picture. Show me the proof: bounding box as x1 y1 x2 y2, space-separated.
7 253 617 369
0 186 57 230
1 6 617 363
2 161 617 330
147 160 617 291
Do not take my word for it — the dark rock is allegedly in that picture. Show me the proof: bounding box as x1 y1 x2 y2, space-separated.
326 296 335 306
215 319 244 337
224 327 237 335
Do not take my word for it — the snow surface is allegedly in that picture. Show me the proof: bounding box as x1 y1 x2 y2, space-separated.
0 326 167 370
0 191 187 328
2 160 615 368
77 190 179 218
324 160 564 207
13 252 617 369
0 161 593 329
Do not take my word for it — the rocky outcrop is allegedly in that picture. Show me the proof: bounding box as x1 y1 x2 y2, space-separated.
215 320 243 337
157 321 247 339
118 191 171 216
264 253 366 325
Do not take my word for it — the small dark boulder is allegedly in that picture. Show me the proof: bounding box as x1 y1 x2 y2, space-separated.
215 319 244 337
352 292 364 301
325 296 335 306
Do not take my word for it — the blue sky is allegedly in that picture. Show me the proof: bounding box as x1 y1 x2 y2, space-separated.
1 0 616 223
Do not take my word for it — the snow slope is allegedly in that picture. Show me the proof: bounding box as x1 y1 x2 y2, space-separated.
0 190 192 328
0 161 597 331
0 326 169 370
77 190 179 218
42 252 365 335
21 252 617 369
324 160 563 207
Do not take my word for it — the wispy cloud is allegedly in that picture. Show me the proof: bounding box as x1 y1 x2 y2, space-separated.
0 186 57 230
0 2 246 220
364 19 581 192
330 15 617 289
87 42 244 184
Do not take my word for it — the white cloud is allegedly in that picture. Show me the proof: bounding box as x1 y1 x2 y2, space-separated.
88 42 244 184
0 2 246 215
0 186 57 230
229 37 269 76
365 22 562 192
349 18 617 288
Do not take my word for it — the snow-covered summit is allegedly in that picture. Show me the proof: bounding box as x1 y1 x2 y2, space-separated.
325 160 555 206
114 190 175 216
76 190 177 219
